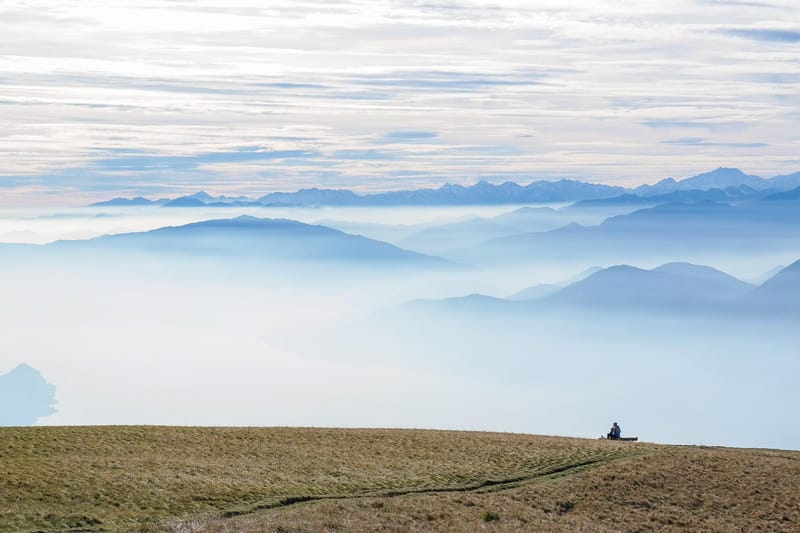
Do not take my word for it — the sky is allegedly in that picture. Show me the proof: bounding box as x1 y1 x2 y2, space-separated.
1 0 799 204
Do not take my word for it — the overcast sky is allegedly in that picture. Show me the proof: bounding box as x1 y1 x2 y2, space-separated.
1 0 799 203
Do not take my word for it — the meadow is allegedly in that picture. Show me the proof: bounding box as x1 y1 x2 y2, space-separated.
1 426 798 532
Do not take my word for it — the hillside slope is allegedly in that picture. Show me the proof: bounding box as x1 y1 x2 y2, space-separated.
1 427 797 532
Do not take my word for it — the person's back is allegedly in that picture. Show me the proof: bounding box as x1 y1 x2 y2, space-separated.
606 422 621 439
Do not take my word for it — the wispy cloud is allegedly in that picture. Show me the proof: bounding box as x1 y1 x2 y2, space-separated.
381 131 439 143
724 28 800 42
90 148 317 171
661 137 769 148
1 0 799 203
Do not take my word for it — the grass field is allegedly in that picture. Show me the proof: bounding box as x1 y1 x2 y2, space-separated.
1 427 798 532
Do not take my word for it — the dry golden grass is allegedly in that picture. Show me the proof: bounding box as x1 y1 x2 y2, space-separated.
1 426 798 532
0 426 641 532
191 445 800 533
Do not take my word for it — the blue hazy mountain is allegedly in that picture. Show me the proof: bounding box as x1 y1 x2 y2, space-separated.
160 195 264 207
549 263 754 309
509 266 603 300
367 180 625 205
750 264 787 285
573 185 763 208
396 206 580 254
749 259 800 312
91 196 162 207
468 200 800 265
633 167 763 196
89 167 800 208
766 171 800 191
49 215 451 266
763 186 800 202
259 188 361 206
507 283 563 301
257 170 797 206
162 196 207 207
258 180 626 206
0 364 57 426
91 179 627 208
93 191 254 207
633 167 800 196
187 191 253 204
400 262 756 317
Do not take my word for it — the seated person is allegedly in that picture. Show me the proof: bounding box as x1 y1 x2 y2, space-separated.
606 422 621 439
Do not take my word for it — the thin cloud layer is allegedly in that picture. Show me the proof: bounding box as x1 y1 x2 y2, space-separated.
1 0 799 203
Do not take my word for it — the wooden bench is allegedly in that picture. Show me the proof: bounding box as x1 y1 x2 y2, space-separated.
601 436 639 442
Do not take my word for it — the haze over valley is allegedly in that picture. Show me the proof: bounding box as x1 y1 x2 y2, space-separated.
2 167 798 451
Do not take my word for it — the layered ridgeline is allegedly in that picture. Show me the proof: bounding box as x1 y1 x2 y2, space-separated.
403 260 800 316
90 167 800 207
749 259 800 313
456 194 800 265
1 216 452 269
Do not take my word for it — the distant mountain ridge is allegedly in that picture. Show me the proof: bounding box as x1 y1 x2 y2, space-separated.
549 262 755 309
633 168 764 196
46 215 453 268
254 180 626 206
408 260 800 316
466 197 800 265
749 258 800 312
90 167 800 208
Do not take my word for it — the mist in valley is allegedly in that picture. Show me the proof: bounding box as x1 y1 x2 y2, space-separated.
1 200 798 451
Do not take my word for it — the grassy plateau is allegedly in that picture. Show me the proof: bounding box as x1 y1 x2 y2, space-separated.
1 426 798 532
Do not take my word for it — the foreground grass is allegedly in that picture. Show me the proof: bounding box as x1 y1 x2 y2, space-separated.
198 445 800 532
1 427 798 532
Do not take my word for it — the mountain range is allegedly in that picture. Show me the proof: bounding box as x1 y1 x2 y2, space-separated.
550 262 754 309
749 258 800 312
632 168 800 196
408 260 798 316
461 193 800 265
90 167 800 208
9 216 453 268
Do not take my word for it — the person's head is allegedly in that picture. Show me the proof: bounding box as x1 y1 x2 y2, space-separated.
613 422 618 426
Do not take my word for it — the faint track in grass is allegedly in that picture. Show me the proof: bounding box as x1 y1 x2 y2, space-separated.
0 427 655 532
215 450 651 521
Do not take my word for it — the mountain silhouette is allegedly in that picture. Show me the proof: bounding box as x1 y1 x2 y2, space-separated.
469 200 800 265
749 259 800 312
509 266 602 300
574 185 763 208
0 364 57 426
51 215 451 266
549 263 753 309
89 167 800 208
634 168 765 196
763 186 800 202
90 196 160 207
397 206 574 254
162 196 207 207
400 262 754 315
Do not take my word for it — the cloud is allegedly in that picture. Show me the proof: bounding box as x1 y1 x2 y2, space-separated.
723 28 800 42
381 131 439 143
699 0 787 8
90 148 317 171
355 70 544 91
1 0 799 202
661 137 769 148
